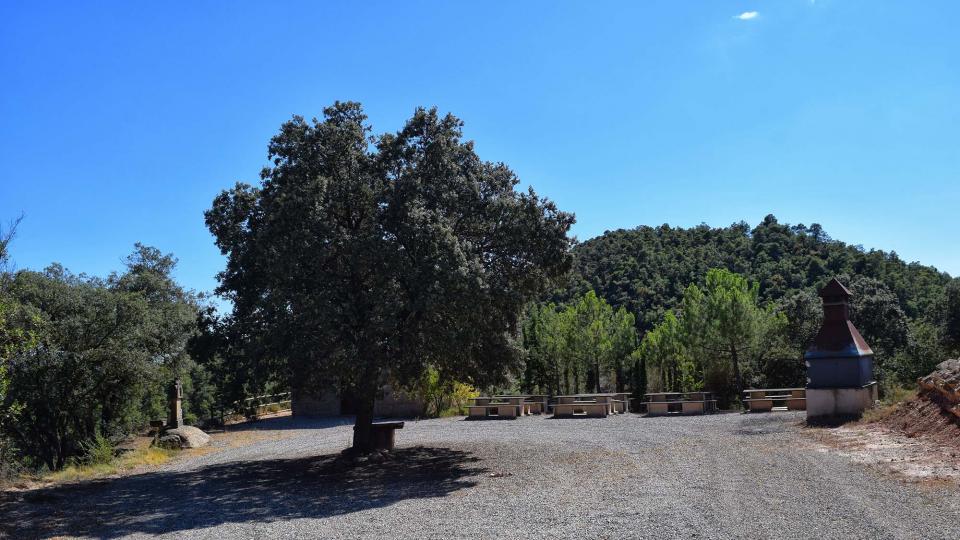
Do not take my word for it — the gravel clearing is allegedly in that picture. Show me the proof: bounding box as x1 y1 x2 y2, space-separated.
5 412 960 539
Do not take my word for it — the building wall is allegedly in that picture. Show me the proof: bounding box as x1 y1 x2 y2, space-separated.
807 383 878 418
374 384 424 417
291 384 424 418
291 388 341 417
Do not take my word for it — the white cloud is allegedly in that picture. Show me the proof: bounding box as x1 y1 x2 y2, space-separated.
735 11 759 20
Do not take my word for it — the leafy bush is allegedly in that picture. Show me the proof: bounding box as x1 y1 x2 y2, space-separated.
78 433 115 467
1 245 201 470
558 216 955 389
413 367 479 417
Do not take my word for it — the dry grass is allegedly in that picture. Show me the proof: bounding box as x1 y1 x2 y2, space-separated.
861 385 916 423
46 446 176 484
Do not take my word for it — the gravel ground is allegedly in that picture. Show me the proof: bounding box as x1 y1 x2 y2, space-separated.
5 411 960 539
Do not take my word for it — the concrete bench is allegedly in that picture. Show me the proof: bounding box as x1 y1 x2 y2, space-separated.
610 399 626 414
743 389 806 412
645 400 713 415
525 401 547 415
467 404 519 419
552 402 608 418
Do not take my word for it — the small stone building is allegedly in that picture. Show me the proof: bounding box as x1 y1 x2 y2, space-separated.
291 383 424 418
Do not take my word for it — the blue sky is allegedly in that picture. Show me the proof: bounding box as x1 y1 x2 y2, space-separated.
2 1 958 300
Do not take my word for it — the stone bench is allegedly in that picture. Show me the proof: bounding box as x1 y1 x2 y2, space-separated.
467 404 519 419
525 401 547 415
610 399 626 414
645 399 717 416
743 389 806 412
551 402 608 418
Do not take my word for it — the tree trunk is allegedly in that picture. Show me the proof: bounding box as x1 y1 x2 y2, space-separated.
351 389 377 453
730 344 744 403
615 360 625 393
594 360 601 393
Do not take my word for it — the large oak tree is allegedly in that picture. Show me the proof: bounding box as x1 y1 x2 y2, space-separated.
206 102 574 451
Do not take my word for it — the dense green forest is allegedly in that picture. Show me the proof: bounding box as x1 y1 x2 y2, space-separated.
559 215 951 329
530 215 959 401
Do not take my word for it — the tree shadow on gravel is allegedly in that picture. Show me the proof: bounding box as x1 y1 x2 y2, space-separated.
220 414 357 432
2 446 485 539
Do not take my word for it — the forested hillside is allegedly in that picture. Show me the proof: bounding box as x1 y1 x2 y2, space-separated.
558 215 952 331
538 215 959 394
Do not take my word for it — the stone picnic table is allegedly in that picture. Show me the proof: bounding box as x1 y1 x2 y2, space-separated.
643 392 718 415
468 396 530 419
742 388 806 412
552 393 628 417
508 394 549 415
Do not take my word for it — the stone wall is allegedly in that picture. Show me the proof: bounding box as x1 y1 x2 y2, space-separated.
373 384 424 417
291 388 341 417
291 384 424 418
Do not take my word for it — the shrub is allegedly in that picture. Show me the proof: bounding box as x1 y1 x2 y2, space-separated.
78 433 115 467
2 247 200 471
413 367 479 417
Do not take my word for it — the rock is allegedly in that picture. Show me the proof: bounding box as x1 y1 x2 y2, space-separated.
156 434 183 450
918 358 960 420
162 425 211 449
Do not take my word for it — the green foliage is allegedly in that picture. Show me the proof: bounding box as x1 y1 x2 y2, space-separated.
630 352 647 401
888 320 945 383
562 216 949 330
1 245 201 470
205 102 574 450
940 279 960 354
560 215 954 388
639 269 788 403
412 366 479 417
78 432 115 467
842 273 909 369
522 291 637 394
639 311 698 392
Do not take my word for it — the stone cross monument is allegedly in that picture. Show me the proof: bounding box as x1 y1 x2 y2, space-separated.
168 378 184 429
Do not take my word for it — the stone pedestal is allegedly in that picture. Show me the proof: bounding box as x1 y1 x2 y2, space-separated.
807 383 878 418
168 378 183 429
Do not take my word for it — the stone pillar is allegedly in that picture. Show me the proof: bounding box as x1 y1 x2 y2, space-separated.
168 378 183 428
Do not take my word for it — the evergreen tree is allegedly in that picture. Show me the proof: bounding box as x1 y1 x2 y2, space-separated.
206 103 573 452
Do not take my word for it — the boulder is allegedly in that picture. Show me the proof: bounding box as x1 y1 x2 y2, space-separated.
156 434 183 450
918 359 960 420
161 425 211 449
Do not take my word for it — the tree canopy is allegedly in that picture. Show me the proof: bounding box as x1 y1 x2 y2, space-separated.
1 245 200 470
206 102 574 451
522 291 637 395
554 215 957 391
636 269 787 402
